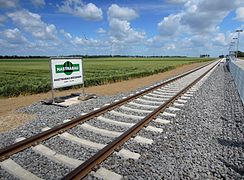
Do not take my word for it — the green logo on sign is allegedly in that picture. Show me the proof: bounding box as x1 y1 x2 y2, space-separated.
55 61 80 75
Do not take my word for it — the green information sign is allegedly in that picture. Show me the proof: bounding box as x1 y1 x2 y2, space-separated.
55 61 80 75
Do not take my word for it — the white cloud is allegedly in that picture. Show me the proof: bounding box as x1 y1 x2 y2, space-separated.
1 28 27 44
30 0 45 7
109 18 145 43
107 4 145 45
60 29 72 39
73 36 85 45
152 0 240 55
108 4 138 21
199 0 237 11
97 28 106 34
58 0 103 21
109 18 130 39
155 0 238 46
184 1 198 13
235 7 244 22
58 29 109 49
189 34 209 47
158 14 182 36
181 0 238 33
166 44 176 50
8 9 58 40
26 40 61 54
0 0 18 8
213 33 227 46
72 36 109 48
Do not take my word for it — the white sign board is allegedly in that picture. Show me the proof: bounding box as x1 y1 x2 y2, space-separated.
50 58 83 89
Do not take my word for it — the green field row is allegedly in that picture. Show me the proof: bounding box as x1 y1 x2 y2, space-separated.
0 57 214 97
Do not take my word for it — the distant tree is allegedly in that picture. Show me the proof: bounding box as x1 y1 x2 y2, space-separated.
237 51 244 57
200 54 210 58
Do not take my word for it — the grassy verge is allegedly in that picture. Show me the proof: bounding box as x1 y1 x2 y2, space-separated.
0 57 214 97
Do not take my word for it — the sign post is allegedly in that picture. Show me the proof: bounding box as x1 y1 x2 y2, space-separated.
49 57 84 103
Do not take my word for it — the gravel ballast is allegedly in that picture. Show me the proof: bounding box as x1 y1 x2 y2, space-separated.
97 63 244 179
0 95 126 148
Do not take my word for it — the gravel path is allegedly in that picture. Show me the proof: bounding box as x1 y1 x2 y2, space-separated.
97 63 244 179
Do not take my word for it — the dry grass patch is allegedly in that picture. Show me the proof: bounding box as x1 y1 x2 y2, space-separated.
0 111 36 132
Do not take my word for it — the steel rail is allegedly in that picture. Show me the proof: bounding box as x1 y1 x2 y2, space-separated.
63 61 219 180
0 61 214 161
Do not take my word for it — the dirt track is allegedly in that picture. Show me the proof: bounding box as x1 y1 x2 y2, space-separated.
0 62 208 132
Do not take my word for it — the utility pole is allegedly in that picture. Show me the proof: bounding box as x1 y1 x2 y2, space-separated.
228 41 235 60
83 33 88 58
233 37 237 58
236 29 243 58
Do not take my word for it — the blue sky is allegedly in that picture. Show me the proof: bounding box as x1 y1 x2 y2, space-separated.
0 0 243 57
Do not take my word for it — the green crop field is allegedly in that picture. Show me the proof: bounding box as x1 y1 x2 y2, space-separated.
0 57 214 97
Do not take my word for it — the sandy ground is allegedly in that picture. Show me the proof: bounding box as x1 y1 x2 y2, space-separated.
0 62 208 132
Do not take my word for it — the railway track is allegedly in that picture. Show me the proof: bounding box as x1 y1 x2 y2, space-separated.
0 60 220 179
